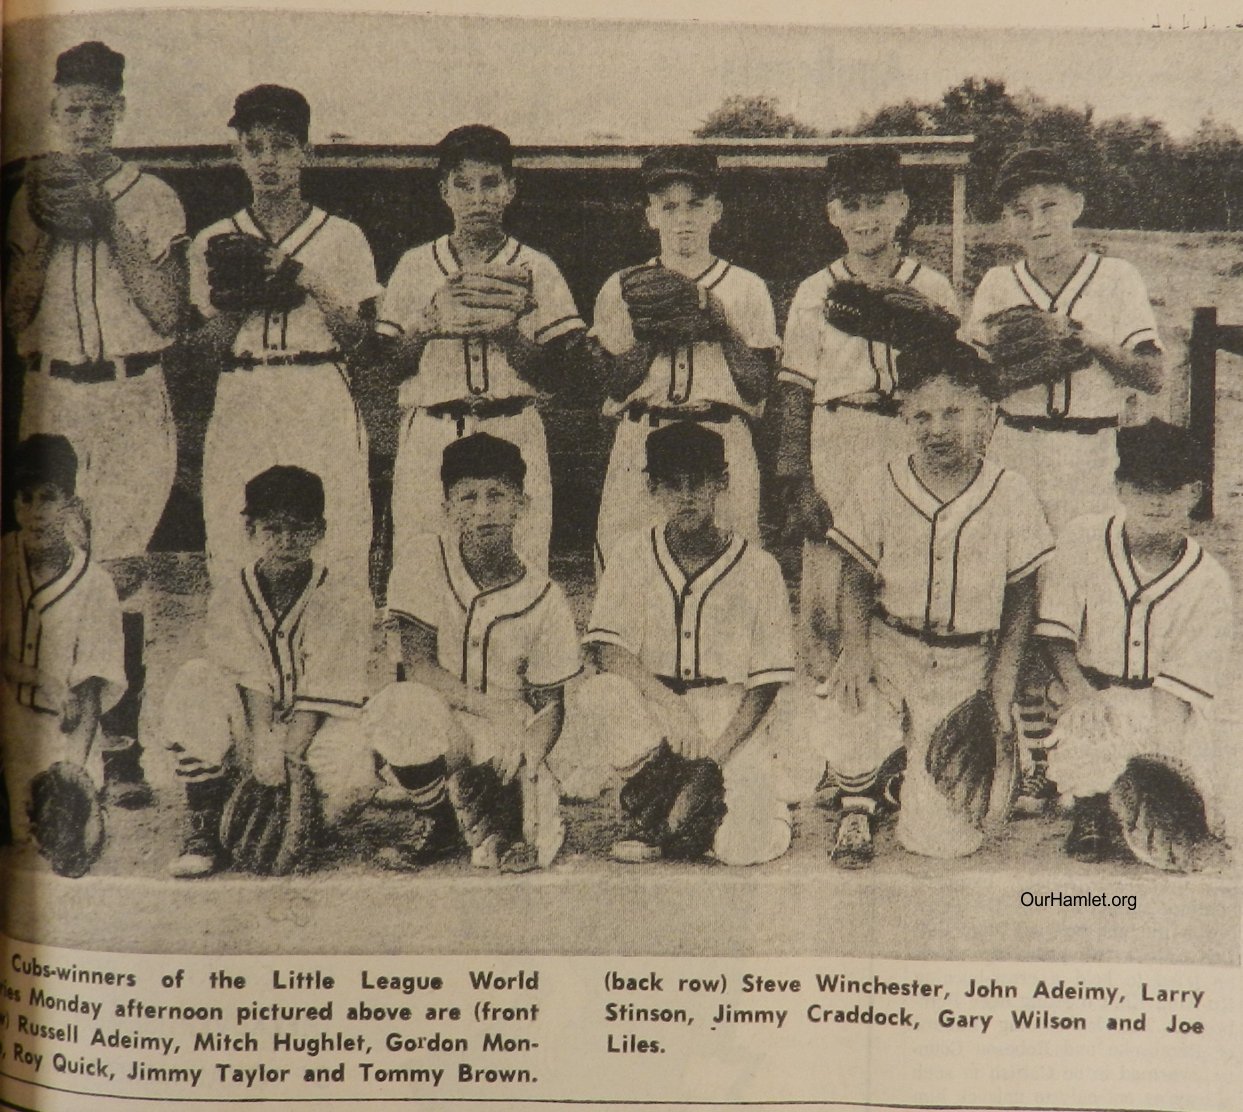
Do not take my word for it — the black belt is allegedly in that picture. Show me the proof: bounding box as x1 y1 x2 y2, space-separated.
422 395 535 421
229 351 342 369
45 352 162 383
1083 666 1153 691
1001 413 1118 434
626 402 743 425
657 675 728 695
876 611 993 648
822 395 900 418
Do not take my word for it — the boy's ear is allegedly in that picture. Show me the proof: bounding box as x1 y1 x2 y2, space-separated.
825 198 843 229
707 195 723 226
644 199 660 233
1068 189 1086 222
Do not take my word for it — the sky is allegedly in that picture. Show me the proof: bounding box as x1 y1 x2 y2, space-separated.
4 7 1242 157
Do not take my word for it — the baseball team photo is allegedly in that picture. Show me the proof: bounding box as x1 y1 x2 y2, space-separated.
1 7 1240 963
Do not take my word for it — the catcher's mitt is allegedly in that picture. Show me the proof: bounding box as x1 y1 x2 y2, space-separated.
980 305 1093 393
620 265 711 345
619 742 726 859
220 754 321 875
26 153 104 240
824 279 961 350
1110 755 1216 873
205 232 305 314
28 761 106 878
925 690 1012 827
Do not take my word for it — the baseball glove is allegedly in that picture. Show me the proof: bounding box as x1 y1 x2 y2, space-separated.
824 279 961 350
205 232 306 314
980 305 1093 393
619 742 726 859
1110 755 1215 873
925 690 1012 827
26 153 104 240
220 754 321 875
28 761 106 878
620 265 711 344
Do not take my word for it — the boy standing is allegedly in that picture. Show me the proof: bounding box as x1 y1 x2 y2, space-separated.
821 342 1052 864
376 125 586 571
161 465 371 877
554 422 799 867
590 147 779 566
1036 421 1232 872
190 85 378 585
1 435 125 874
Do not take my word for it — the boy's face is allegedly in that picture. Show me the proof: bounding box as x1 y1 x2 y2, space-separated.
234 123 307 197
445 477 526 548
246 512 324 571
648 471 726 534
14 482 74 547
1116 479 1199 545
439 158 516 236
903 376 994 473
1003 182 1084 263
52 85 123 156
827 189 908 259
645 181 721 258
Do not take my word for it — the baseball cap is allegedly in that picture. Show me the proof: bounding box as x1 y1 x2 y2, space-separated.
1116 420 1201 491
641 147 720 193
55 42 125 93
824 146 904 201
441 433 527 494
11 434 78 497
229 85 311 144
436 125 514 175
895 340 996 400
243 465 325 521
994 147 1077 204
644 422 727 481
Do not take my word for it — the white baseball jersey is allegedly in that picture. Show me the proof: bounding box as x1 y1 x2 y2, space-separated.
967 253 1162 420
204 560 371 718
7 163 186 361
0 535 125 716
387 533 581 698
1035 513 1232 712
779 256 957 402
828 457 1054 636
586 527 795 689
376 235 584 409
190 206 380 357
591 258 779 418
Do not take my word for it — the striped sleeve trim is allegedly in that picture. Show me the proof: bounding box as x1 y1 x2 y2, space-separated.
1033 618 1079 642
375 319 405 338
1008 545 1055 583
153 233 191 267
524 664 585 691
294 694 366 717
746 666 796 689
776 368 816 391
1120 326 1160 351
1154 672 1214 709
534 315 586 343
826 526 877 571
389 608 437 636
583 627 630 650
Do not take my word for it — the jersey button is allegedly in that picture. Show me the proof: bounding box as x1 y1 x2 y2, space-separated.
1132 640 1141 647
471 637 481 648
683 631 692 639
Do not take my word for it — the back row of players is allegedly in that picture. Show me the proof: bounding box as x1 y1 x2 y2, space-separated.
3 41 1231 878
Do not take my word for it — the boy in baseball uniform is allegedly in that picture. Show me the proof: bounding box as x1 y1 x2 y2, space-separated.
967 146 1164 535
590 147 779 567
820 342 1052 865
553 422 800 867
376 125 586 572
775 147 958 670
2 435 125 858
1035 421 1232 871
350 434 581 872
190 85 377 588
161 465 371 877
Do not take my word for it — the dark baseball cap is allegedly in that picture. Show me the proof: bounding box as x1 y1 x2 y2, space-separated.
895 340 996 400
644 421 727 481
55 41 125 94
436 125 514 175
824 146 904 201
11 434 78 497
641 146 720 193
995 147 1077 204
441 433 526 494
1116 420 1201 491
243 465 325 521
229 85 311 143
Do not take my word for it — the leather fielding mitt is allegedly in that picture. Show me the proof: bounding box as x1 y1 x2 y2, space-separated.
620 265 711 345
432 263 532 334
26 153 105 240
220 754 322 875
618 741 727 860
823 279 961 351
205 232 306 314
1110 755 1217 873
28 761 106 878
980 304 1093 393
925 690 1013 828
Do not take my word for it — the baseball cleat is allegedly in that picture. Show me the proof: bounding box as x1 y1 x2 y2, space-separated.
611 839 662 863
167 849 220 879
830 810 874 869
1065 794 1119 862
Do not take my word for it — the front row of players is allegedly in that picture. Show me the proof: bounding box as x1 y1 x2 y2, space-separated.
4 353 1228 877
